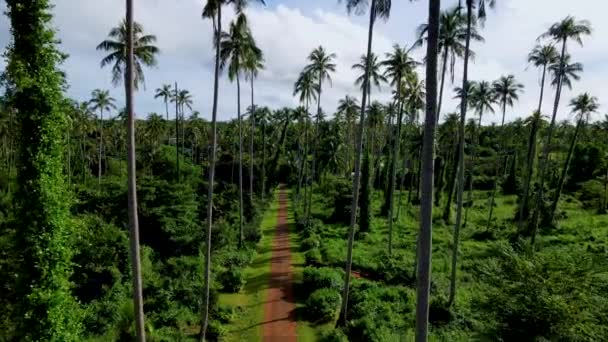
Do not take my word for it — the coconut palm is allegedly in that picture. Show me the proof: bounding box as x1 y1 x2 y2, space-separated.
293 69 318 204
527 44 559 114
448 0 497 308
220 13 260 249
244 38 264 201
416 1 440 338
339 0 393 325
124 1 145 340
549 93 599 222
415 6 483 122
381 44 419 255
89 89 117 185
337 95 360 174
493 75 524 126
303 46 336 222
352 52 387 104
154 84 172 121
97 19 159 90
469 81 496 127
530 17 591 246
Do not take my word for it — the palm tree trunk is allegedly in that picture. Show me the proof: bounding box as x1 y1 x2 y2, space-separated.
436 47 449 125
165 98 169 121
531 38 567 247
125 2 146 340
549 117 583 222
98 108 103 186
175 82 180 181
237 73 244 249
249 74 255 201
388 96 404 256
416 0 439 339
181 105 186 164
518 117 539 230
448 0 473 307
340 0 376 326
537 64 547 113
443 142 460 222
307 79 323 223
200 5 221 341
486 104 507 230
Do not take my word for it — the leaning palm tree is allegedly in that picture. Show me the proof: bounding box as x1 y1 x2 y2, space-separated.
220 13 260 249
415 6 483 122
548 93 598 222
531 16 591 246
416 1 440 339
527 44 559 114
448 0 496 308
303 46 336 222
97 19 159 90
89 89 116 185
124 0 146 339
339 0 394 326
244 37 264 201
154 84 172 121
381 44 419 255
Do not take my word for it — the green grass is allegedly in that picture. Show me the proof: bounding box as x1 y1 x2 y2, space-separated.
219 190 278 341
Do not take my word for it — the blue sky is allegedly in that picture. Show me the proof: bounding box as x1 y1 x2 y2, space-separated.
0 0 606 123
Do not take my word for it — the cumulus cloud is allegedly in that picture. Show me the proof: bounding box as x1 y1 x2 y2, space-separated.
0 0 606 123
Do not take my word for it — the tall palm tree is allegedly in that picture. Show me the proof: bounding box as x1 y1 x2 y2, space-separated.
339 0 393 325
303 46 336 222
154 83 172 121
177 89 193 167
382 44 418 255
518 110 544 229
493 75 524 126
352 52 387 104
416 1 440 339
337 95 360 174
89 89 116 185
97 19 159 90
244 38 264 201
549 93 598 222
449 0 496 308
124 0 146 339
221 13 260 249
527 44 559 114
531 16 591 246
293 69 318 204
415 6 483 122
485 75 523 229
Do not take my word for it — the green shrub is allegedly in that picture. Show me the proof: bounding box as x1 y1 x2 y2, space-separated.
304 248 323 266
218 268 245 293
305 288 342 322
319 328 348 342
206 320 227 342
302 267 343 295
301 234 321 251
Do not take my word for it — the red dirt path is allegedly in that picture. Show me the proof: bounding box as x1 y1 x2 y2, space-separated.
262 187 297 341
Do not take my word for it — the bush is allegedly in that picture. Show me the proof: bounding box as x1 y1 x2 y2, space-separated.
301 234 321 251
319 328 348 342
304 248 323 266
206 320 227 341
302 267 343 295
305 288 342 322
374 253 414 286
217 268 245 293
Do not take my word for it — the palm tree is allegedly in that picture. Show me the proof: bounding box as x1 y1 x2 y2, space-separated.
97 19 159 90
416 1 440 338
493 75 523 126
339 0 393 326
518 110 544 229
337 95 360 174
293 69 318 204
549 93 599 222
177 89 193 167
448 0 496 308
220 13 260 249
89 89 117 185
415 6 483 122
531 16 591 246
527 44 559 114
382 44 418 255
124 0 146 340
154 84 172 121
303 46 336 222
244 37 264 201
352 52 387 104
485 75 523 229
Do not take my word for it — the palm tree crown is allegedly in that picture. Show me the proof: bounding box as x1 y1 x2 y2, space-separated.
528 44 559 69
304 46 337 88
97 20 159 89
293 70 318 106
549 54 583 89
569 93 599 123
352 53 387 93
89 89 117 115
539 16 592 46
382 44 419 87
220 14 261 81
493 75 524 125
469 80 496 124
